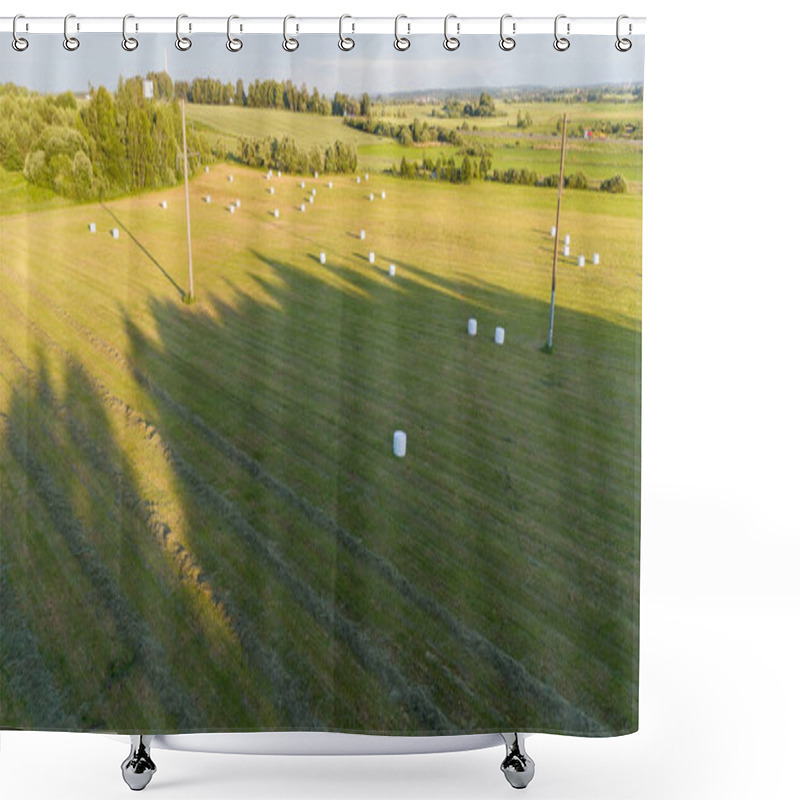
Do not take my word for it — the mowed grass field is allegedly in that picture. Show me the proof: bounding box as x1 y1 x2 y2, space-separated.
0 111 640 736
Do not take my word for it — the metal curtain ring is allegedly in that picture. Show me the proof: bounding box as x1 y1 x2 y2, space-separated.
499 13 515 51
63 14 80 51
338 14 354 51
394 14 410 51
615 14 632 51
227 15 243 51
122 14 138 51
443 14 460 51
176 14 191 50
12 14 29 51
283 15 299 51
554 14 570 51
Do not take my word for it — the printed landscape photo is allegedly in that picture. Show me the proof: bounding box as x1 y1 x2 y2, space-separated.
0 34 642 736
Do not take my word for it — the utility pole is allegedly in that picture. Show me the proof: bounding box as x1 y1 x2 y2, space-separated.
181 99 194 301
546 113 568 352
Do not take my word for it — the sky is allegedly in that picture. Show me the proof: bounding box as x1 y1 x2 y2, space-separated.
1 33 644 96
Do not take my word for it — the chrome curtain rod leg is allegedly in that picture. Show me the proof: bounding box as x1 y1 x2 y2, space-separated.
500 732 535 789
121 735 157 791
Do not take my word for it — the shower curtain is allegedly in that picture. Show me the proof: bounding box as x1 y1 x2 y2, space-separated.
0 24 644 738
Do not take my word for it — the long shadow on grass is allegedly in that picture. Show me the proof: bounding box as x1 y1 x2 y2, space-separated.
101 203 186 299
117 247 640 734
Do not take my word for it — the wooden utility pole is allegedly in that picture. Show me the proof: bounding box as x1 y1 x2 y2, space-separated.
547 113 568 352
181 99 194 301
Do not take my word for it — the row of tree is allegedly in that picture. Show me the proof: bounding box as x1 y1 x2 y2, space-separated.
343 116 464 147
439 92 498 118
166 74 370 118
0 79 208 200
393 153 627 193
238 136 357 174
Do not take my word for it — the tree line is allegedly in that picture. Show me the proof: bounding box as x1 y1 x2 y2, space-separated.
0 79 208 201
238 136 357 174
394 153 627 193
343 116 464 147
169 75 369 118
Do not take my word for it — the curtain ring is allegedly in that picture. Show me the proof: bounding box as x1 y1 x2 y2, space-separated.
443 14 460 51
122 14 138 51
394 14 410 51
499 14 515 51
553 14 570 51
175 14 192 51
63 14 80 51
283 15 299 51
12 14 29 52
338 14 355 51
615 14 632 51
227 15 243 51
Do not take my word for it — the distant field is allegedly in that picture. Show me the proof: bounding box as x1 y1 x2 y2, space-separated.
187 104 384 149
1 103 640 735
376 99 643 136
187 101 642 190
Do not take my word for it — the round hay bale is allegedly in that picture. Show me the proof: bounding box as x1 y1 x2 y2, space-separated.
467 318 477 336
393 430 407 458
495 327 505 345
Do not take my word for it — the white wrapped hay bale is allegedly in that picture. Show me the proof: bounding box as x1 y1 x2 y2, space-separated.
300 180 305 189
495 327 505 345
309 195 314 204
393 430 407 458
300 203 306 212
160 200 168 209
564 234 570 245
204 166 209 173
328 181 333 189
577 255 585 267
267 170 272 179
593 253 600 265
229 204 235 214
269 186 275 195
311 188 316 196
563 244 570 257
365 173 369 181
381 191 386 199
360 229 366 240
111 228 119 239
388 264 396 277
228 174 234 182
369 193 374 202
550 225 557 237
356 176 361 184
368 252 375 264
467 318 477 336
277 170 282 178
274 209 280 218
203 195 211 203
314 171 319 179
320 252 326 264
88 222 96 233
235 199 241 208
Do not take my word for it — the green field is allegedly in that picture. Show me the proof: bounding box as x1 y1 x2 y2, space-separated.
1 100 640 735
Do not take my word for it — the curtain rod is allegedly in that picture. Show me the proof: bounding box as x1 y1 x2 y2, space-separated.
0 16 646 37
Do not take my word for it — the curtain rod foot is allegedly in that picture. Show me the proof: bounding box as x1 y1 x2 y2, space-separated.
500 733 535 789
121 735 157 791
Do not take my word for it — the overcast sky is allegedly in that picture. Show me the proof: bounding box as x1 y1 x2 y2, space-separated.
1 33 644 96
